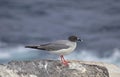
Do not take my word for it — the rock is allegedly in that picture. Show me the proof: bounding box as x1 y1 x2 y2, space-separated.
78 61 120 77
0 60 119 77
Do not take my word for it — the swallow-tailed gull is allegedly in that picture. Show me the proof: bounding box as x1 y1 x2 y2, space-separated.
25 35 82 65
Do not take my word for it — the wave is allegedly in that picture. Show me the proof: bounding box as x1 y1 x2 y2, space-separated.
0 45 120 66
0 46 37 63
66 48 120 66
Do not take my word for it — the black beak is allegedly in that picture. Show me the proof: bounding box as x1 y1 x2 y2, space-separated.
77 38 83 42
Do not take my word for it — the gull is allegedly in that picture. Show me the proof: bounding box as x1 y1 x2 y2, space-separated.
25 35 82 65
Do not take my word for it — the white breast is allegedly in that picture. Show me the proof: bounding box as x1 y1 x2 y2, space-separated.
50 41 77 55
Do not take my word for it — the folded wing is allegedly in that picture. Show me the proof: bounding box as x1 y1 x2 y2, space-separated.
25 43 70 51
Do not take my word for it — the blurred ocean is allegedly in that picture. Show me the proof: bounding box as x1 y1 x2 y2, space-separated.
0 0 120 66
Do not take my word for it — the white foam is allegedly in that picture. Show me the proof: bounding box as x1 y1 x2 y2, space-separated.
0 46 33 60
65 48 120 66
0 52 11 59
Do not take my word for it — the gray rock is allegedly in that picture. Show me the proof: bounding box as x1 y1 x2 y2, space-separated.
0 60 117 77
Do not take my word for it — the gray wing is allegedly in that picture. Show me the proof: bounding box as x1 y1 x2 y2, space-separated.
25 43 70 51
39 43 70 51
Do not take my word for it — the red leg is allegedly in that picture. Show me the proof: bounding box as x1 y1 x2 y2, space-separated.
60 55 69 66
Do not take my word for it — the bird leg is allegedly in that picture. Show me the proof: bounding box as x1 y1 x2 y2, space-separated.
60 55 69 66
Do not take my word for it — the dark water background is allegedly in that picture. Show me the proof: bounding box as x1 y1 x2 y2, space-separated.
0 0 120 66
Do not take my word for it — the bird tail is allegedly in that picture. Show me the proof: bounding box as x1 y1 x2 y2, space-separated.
25 45 45 50
25 45 39 49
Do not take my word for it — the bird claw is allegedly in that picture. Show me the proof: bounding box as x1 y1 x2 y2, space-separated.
60 55 70 66
61 60 70 66
62 61 69 66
